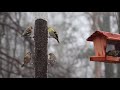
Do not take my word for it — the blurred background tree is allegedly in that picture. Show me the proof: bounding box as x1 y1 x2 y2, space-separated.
0 12 34 78
0 12 119 78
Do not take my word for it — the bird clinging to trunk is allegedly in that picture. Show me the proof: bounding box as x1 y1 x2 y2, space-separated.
48 53 56 66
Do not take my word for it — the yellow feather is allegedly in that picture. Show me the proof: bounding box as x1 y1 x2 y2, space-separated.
48 27 55 32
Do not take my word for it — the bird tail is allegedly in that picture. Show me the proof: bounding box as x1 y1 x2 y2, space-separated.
21 64 24 67
56 38 59 43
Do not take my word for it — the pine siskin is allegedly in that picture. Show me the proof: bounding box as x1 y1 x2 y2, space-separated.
21 51 31 67
21 26 33 37
106 50 120 57
48 53 56 66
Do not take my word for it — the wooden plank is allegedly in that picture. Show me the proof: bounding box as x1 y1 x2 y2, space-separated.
90 56 106 61
90 56 120 63
93 37 106 56
106 56 120 61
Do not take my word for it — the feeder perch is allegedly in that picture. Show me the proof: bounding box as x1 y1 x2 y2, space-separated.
87 30 120 63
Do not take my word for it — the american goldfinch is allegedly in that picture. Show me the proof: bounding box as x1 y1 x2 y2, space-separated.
48 53 56 66
106 50 120 57
21 26 33 37
48 27 59 43
21 51 31 67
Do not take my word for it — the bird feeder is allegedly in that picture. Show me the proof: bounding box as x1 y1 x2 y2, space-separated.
87 30 120 63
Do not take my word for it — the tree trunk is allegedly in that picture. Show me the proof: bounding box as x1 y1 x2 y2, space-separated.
34 19 48 78
92 12 102 78
117 12 120 78
94 12 114 78
0 28 3 77
102 13 114 78
6 27 11 78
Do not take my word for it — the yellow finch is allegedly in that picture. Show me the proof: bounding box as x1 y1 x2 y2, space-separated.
21 51 31 67
48 27 59 43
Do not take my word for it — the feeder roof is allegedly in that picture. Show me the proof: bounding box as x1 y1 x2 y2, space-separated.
87 30 120 41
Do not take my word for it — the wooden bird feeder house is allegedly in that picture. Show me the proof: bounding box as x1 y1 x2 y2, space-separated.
87 30 120 63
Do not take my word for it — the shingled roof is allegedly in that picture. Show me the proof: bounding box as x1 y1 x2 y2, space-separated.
87 30 120 41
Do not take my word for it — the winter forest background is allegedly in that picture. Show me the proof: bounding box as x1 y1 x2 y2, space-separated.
0 12 119 78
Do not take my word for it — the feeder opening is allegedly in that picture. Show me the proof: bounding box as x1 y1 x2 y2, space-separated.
106 40 120 57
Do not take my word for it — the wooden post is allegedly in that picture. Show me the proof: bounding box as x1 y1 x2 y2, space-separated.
34 19 47 78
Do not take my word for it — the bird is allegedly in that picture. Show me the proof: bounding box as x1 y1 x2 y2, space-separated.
21 26 33 37
48 27 59 43
21 51 32 67
48 53 56 66
106 50 120 57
